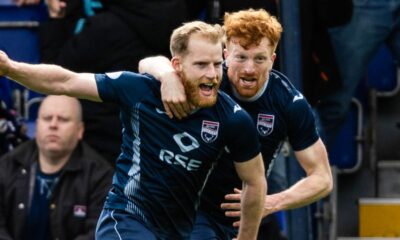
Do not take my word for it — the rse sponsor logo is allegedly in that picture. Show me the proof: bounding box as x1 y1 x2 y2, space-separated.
173 132 200 152
158 132 202 171
159 149 201 171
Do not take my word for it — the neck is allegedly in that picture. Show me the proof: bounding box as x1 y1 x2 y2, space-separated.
38 152 70 174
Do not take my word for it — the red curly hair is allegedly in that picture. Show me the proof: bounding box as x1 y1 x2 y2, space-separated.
224 9 282 49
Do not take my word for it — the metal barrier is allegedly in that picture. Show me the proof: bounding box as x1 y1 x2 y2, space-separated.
0 21 39 28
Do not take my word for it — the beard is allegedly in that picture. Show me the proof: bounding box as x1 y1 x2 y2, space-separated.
233 84 258 98
181 71 220 108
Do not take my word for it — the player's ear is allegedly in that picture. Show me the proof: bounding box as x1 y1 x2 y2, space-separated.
271 53 276 62
223 48 229 59
171 56 182 72
223 48 230 67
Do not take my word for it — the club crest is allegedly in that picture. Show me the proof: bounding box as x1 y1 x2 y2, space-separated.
73 205 87 218
201 120 219 143
257 114 274 136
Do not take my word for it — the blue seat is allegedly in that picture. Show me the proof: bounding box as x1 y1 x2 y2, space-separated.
367 45 398 92
275 210 287 235
0 3 47 121
0 78 13 107
329 98 363 171
328 45 398 170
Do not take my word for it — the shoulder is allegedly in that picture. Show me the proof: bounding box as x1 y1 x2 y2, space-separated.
269 70 310 110
216 91 244 115
95 71 160 104
0 140 36 165
0 140 36 178
95 71 155 84
215 91 253 126
269 70 299 99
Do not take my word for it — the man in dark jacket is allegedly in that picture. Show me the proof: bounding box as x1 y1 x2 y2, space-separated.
0 95 113 240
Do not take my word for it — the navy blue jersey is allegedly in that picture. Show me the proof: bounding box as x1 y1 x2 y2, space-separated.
95 71 260 239
199 68 319 226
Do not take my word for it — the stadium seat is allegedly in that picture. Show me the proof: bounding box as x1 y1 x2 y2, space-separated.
0 2 48 138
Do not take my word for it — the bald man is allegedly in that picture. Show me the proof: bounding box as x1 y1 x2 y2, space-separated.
0 95 113 240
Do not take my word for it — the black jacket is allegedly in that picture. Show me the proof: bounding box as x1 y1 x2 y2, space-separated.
0 140 113 240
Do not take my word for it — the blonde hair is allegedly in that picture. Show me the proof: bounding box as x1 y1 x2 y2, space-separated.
170 21 224 57
224 9 282 49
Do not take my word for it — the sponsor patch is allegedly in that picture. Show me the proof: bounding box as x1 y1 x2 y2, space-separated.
257 114 274 136
73 205 87 218
201 120 219 143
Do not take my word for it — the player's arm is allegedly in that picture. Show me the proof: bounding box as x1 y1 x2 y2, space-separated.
138 55 192 119
258 92 333 214
0 50 100 101
233 153 266 240
223 138 332 220
263 138 332 214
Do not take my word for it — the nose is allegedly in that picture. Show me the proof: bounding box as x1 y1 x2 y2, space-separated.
49 117 58 128
243 59 256 74
205 64 219 79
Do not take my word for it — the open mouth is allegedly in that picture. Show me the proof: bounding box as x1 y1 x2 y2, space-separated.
239 77 257 88
199 83 215 96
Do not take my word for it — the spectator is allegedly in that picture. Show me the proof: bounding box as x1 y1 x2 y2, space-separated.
300 0 352 108
316 0 399 148
0 21 266 239
0 95 113 240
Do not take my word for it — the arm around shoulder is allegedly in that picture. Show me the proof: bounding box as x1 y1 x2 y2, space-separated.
138 55 172 80
138 55 191 119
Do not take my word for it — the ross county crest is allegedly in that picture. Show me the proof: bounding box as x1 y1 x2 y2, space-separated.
201 120 219 143
257 114 274 136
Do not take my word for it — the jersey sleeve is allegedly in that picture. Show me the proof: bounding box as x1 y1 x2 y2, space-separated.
224 105 261 162
95 71 152 106
286 96 319 151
